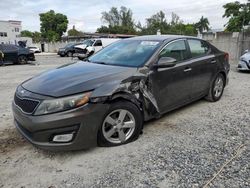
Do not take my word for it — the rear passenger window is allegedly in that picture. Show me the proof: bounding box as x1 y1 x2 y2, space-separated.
188 39 209 57
159 40 189 62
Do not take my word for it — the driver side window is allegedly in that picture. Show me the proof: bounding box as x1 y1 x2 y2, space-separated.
159 40 189 63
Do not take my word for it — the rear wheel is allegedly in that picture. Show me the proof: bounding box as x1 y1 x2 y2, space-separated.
98 101 143 147
18 55 28 64
205 73 225 102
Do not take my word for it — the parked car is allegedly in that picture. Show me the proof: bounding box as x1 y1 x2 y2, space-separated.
28 46 41 53
0 44 35 65
57 43 83 57
74 38 120 60
12 35 230 151
238 49 250 71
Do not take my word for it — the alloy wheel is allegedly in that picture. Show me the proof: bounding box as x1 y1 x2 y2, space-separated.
102 109 136 144
18 56 27 64
213 76 224 98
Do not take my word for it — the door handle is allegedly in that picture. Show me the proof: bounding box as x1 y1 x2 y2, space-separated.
211 59 217 64
184 67 192 72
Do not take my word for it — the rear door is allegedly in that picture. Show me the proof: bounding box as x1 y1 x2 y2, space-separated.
187 39 218 98
149 39 194 113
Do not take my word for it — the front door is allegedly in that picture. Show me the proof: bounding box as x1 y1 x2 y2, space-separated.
149 39 194 113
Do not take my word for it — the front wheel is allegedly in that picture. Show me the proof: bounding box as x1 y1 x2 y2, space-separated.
205 73 225 102
18 55 28 64
98 101 143 147
67 51 73 57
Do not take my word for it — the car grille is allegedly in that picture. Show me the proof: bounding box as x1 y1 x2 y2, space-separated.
14 95 40 114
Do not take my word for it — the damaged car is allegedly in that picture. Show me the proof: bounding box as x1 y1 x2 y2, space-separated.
74 38 120 60
238 49 250 71
12 35 230 151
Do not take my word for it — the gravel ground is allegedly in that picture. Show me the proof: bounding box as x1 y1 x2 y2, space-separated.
0 55 249 188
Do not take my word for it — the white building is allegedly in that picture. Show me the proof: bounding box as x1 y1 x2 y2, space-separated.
0 20 22 44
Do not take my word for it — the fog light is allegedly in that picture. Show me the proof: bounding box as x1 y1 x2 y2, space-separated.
52 133 74 142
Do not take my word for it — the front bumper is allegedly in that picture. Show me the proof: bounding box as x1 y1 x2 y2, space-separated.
12 102 109 151
238 60 250 71
28 53 35 61
57 50 66 56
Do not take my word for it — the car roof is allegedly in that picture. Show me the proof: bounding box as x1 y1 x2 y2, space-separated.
126 35 199 42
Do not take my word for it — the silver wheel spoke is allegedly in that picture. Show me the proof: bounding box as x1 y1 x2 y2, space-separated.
123 120 135 128
105 127 116 138
118 110 127 122
106 116 116 126
118 130 126 142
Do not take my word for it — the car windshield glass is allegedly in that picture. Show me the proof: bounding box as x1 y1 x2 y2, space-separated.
64 43 74 48
89 40 161 67
82 39 94 46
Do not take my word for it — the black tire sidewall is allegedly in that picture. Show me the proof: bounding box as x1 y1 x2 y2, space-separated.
18 55 27 64
211 73 225 101
98 101 143 147
67 51 73 57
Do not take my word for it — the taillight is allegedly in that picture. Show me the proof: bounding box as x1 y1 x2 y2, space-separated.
224 53 229 62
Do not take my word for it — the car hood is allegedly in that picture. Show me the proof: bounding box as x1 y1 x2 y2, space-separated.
74 44 87 50
240 52 250 61
22 62 137 97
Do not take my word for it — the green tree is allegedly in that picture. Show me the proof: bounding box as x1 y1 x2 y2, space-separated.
137 11 197 36
138 11 169 35
20 30 33 38
223 1 250 32
97 6 136 34
195 16 210 33
32 32 41 43
68 26 84 36
20 30 41 43
39 10 68 42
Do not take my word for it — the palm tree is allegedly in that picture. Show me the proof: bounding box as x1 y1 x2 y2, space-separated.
195 16 210 33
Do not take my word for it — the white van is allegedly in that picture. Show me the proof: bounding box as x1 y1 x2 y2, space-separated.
74 38 120 60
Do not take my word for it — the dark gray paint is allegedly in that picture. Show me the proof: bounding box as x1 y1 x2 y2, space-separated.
12 35 230 150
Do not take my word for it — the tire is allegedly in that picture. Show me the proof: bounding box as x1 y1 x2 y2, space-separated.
18 55 28 64
67 51 73 57
205 73 225 102
86 51 94 58
59 54 65 57
98 101 143 147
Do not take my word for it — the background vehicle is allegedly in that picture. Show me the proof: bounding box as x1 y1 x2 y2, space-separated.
238 49 250 71
57 42 83 57
0 44 35 65
74 38 120 60
28 46 41 53
12 35 229 151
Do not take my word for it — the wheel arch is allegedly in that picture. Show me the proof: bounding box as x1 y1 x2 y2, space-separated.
109 92 142 112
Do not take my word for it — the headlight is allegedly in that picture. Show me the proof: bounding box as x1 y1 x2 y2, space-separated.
34 92 92 115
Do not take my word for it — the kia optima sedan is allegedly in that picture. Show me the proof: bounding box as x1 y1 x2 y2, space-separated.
12 35 230 151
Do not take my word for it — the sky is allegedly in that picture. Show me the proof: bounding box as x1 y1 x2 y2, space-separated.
0 0 247 33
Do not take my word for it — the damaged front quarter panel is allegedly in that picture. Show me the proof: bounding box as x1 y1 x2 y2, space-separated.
90 67 160 121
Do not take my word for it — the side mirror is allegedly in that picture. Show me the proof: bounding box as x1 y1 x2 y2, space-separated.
154 57 177 69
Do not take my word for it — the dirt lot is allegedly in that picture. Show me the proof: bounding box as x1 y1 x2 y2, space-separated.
0 55 249 188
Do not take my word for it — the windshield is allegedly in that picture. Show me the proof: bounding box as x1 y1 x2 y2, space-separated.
89 40 161 67
82 39 94 46
64 43 74 48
